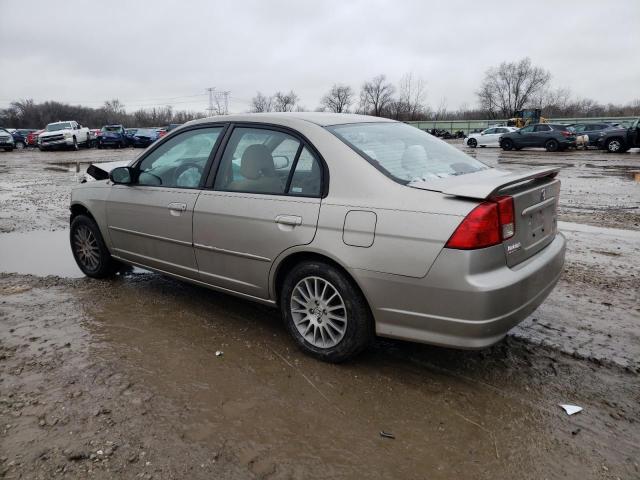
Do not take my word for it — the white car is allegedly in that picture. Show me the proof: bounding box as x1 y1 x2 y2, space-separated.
466 126 518 148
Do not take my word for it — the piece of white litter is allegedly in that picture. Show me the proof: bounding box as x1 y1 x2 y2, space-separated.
215 351 223 357
559 404 583 415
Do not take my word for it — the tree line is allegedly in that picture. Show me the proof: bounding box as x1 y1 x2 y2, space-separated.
2 57 639 128
0 98 205 129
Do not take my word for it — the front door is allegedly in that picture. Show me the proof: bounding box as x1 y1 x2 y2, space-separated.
106 126 225 278
193 126 323 299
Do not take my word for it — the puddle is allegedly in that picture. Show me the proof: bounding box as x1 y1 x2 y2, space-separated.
0 230 83 278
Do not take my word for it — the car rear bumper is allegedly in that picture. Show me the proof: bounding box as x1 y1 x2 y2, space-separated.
355 233 566 349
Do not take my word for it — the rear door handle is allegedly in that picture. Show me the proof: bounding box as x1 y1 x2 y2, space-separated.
168 202 187 215
275 215 302 226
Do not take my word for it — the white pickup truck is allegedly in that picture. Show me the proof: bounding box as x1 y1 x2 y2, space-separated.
38 121 91 151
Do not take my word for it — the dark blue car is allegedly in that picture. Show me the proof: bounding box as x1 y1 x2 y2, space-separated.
98 125 127 149
130 128 160 148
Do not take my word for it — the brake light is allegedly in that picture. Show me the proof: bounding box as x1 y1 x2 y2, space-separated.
495 195 515 240
560 130 572 137
445 196 515 250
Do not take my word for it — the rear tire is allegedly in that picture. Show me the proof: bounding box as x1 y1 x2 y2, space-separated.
545 139 559 152
501 139 514 151
280 261 374 363
467 138 477 148
70 214 120 278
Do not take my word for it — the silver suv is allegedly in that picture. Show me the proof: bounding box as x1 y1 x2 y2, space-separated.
70 113 565 362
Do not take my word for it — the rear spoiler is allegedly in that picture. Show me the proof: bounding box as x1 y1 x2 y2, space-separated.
409 168 560 200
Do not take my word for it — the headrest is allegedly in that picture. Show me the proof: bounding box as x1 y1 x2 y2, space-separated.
240 144 275 180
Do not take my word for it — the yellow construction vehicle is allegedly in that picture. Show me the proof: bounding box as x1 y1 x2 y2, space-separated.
507 109 548 128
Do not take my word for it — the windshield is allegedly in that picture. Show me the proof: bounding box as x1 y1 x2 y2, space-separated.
46 122 72 132
102 126 122 132
328 122 488 183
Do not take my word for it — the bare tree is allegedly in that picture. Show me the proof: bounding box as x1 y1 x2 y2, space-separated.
360 75 395 116
273 90 299 112
434 97 448 120
397 73 426 120
477 57 551 117
250 92 272 113
320 84 354 113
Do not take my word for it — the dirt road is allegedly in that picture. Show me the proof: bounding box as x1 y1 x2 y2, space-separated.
1 146 639 479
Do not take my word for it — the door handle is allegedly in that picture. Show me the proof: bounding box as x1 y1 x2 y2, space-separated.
275 215 302 226
168 202 187 215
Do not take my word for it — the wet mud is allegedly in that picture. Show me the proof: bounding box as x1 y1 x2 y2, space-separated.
1 147 639 479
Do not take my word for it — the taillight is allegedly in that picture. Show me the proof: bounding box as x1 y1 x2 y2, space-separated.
560 130 571 137
445 196 515 250
495 195 515 240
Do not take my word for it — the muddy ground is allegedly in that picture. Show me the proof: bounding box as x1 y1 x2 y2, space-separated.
0 145 639 479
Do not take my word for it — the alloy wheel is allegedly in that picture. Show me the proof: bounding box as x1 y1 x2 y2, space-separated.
608 140 621 152
73 224 100 271
290 276 347 349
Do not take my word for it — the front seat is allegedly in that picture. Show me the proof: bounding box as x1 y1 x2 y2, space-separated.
227 144 282 193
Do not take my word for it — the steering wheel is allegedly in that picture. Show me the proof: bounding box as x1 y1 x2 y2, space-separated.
173 161 204 187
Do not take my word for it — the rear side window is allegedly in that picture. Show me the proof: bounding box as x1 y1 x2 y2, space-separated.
288 147 321 196
534 125 552 132
214 127 299 195
328 122 487 183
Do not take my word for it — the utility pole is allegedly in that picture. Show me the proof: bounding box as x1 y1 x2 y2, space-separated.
206 87 215 117
206 87 231 116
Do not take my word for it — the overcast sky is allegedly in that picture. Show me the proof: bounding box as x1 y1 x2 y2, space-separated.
1 0 638 114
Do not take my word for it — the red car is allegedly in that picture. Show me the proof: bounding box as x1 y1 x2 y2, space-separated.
26 129 44 146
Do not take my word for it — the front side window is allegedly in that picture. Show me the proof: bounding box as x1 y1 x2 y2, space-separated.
328 122 487 183
136 127 222 188
214 127 300 195
519 125 535 133
483 128 496 135
534 125 551 132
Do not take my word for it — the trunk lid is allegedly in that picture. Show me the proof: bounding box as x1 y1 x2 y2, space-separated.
410 168 560 267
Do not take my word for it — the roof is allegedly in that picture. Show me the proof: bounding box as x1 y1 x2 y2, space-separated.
189 112 395 128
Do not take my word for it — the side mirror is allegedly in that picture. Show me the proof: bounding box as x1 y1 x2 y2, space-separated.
109 166 133 185
273 155 291 170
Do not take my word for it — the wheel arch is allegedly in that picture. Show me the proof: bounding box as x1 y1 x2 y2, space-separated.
270 248 373 314
70 202 96 223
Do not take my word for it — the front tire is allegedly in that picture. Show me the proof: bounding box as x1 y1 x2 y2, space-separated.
606 138 626 153
15 141 25 150
280 261 373 363
467 138 477 148
70 214 119 278
72 137 78 151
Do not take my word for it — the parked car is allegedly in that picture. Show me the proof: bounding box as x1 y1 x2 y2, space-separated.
38 121 91 150
596 118 640 153
70 113 565 362
129 128 159 148
0 128 15 151
500 123 576 152
157 128 168 138
98 125 127 149
6 129 37 149
124 128 138 146
466 126 518 148
26 129 44 147
566 123 616 147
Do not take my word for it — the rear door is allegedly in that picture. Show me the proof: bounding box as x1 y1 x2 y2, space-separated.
193 125 323 299
533 124 553 146
105 126 225 278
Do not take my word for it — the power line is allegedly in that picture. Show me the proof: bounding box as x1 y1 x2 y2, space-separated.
206 87 231 116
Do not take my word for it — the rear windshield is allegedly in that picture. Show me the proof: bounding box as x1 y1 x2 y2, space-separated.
328 122 488 183
135 129 155 137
